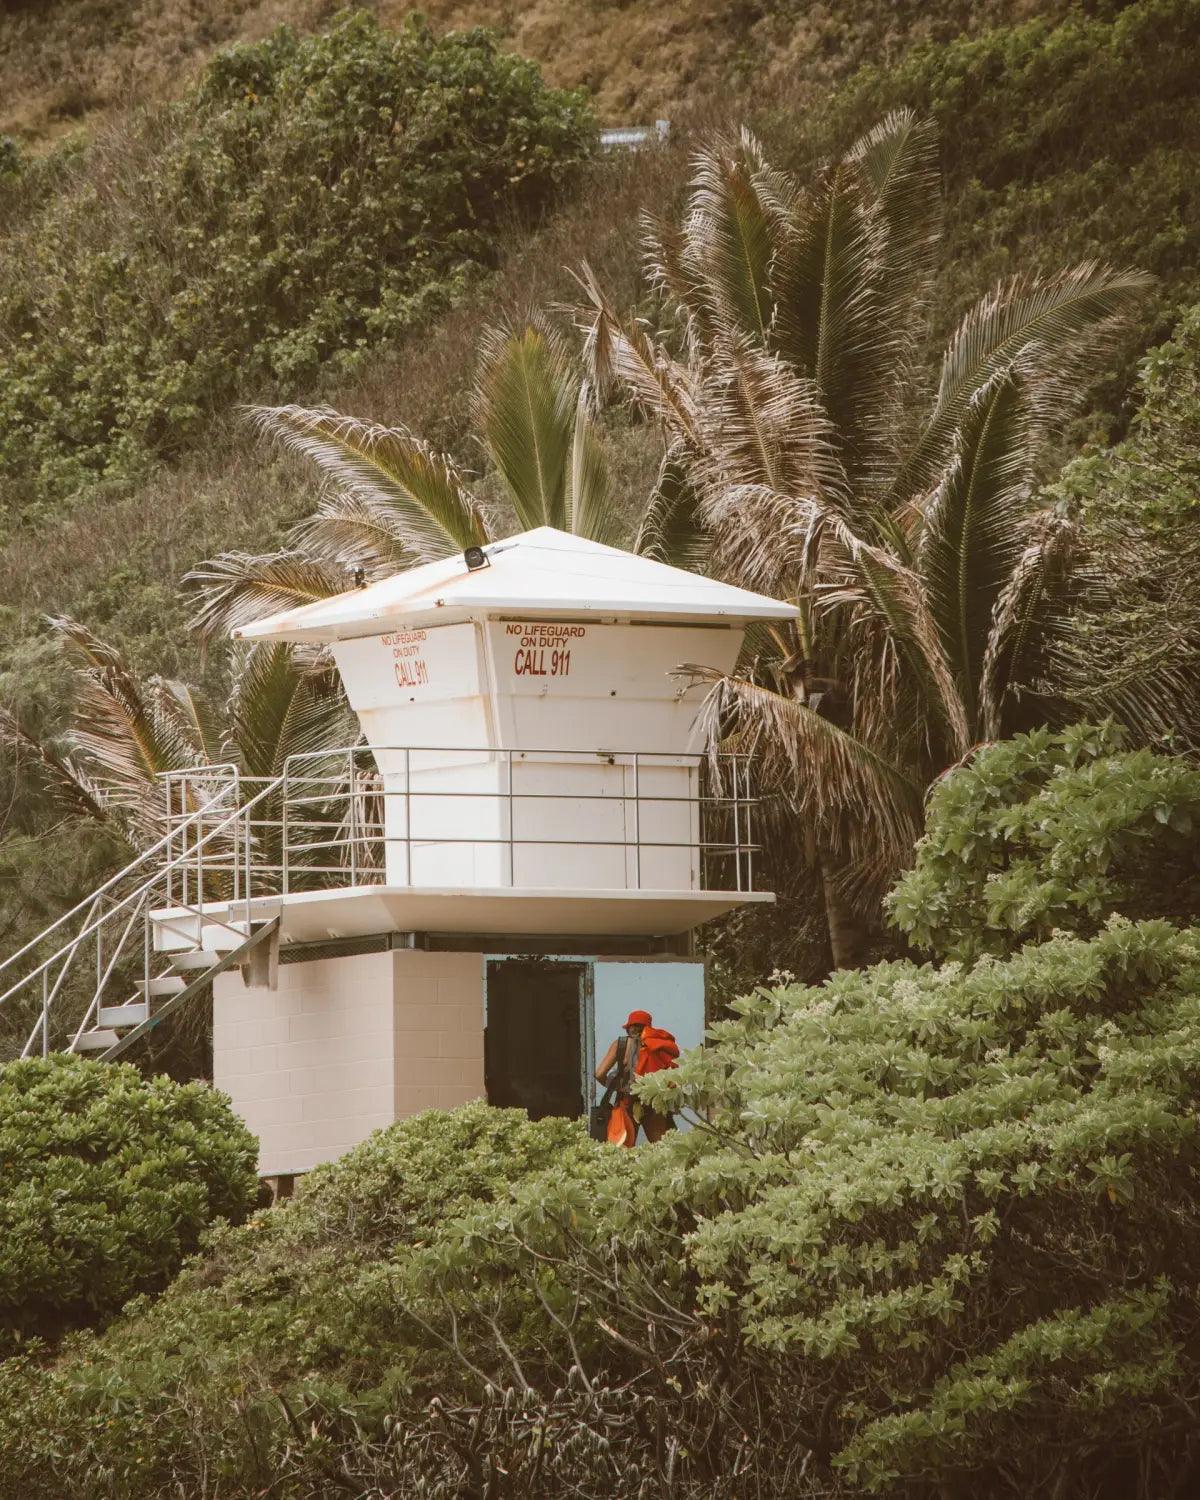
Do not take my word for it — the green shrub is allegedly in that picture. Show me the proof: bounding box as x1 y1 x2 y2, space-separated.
887 723 1200 960
0 10 594 520
0 1055 257 1352
6 919 1200 1497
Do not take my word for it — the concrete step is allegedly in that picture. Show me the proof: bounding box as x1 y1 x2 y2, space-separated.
72 1029 120 1052
168 950 224 972
98 1001 150 1028
201 924 249 952
138 975 187 998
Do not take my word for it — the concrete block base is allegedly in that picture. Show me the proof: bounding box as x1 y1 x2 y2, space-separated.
214 948 484 1177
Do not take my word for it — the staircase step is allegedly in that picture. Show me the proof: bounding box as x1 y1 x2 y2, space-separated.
138 975 187 998
168 949 224 972
72 1029 120 1052
152 913 203 952
201 924 250 952
98 1001 150 1028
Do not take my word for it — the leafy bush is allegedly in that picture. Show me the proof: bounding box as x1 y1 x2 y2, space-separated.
4 734 1200 1498
0 1055 257 1353
887 723 1200 960
0 10 594 519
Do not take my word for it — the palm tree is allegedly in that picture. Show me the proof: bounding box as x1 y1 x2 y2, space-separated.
186 318 621 639
4 618 355 860
572 112 1150 962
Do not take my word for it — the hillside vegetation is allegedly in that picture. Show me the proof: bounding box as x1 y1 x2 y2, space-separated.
0 0 1055 145
1 0 1197 997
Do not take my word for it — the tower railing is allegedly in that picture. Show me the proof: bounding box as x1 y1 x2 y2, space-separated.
162 745 760 897
0 746 759 1060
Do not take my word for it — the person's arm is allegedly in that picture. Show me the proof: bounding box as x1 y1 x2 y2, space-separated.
594 1039 618 1084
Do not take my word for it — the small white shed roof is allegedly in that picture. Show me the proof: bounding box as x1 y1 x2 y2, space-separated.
234 526 798 643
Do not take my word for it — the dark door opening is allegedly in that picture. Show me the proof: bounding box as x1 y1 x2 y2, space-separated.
485 960 584 1120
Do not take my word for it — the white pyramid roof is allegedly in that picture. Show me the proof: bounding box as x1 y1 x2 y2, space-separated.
234 527 798 643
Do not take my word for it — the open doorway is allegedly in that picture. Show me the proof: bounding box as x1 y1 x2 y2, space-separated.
484 959 585 1120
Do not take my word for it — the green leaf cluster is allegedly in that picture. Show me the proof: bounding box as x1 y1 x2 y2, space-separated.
888 723 1200 960
0 10 594 521
1047 303 1200 739
0 1054 257 1354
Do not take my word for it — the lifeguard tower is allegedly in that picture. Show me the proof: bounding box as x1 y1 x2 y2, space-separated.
0 528 797 1178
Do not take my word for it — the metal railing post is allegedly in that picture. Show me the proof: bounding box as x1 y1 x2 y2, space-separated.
143 893 151 1009
632 754 641 890
506 750 515 888
732 757 743 893
231 776 240 908
404 748 412 887
348 748 358 887
197 786 205 911
282 761 290 895
95 898 103 998
164 778 173 906
743 756 754 891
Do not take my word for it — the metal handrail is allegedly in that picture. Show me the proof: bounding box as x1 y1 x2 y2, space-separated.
0 769 287 1014
153 744 760 902
0 775 239 984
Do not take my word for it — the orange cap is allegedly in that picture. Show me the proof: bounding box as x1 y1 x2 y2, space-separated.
625 1010 652 1028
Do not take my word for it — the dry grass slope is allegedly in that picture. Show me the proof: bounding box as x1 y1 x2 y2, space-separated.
1 0 1051 143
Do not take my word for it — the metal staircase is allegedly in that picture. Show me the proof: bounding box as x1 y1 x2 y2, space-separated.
0 768 286 1063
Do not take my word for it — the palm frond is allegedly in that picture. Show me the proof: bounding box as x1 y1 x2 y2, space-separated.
849 109 941 320
681 131 780 342
155 680 226 767
698 481 816 601
50 618 200 840
573 262 700 443
246 404 486 559
184 551 349 641
686 666 924 875
895 263 1151 502
643 211 718 345
634 447 708 569
472 322 577 532
917 371 1033 736
695 332 845 498
228 642 355 782
288 495 426 577
817 513 971 756
978 514 1077 740
770 159 894 486
566 382 619 545
0 707 108 827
